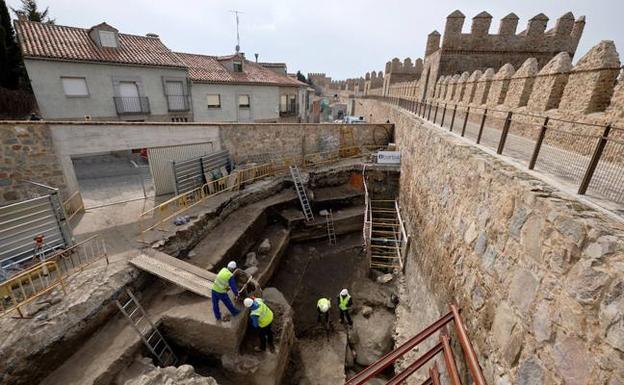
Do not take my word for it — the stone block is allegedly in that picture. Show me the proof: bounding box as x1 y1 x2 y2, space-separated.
509 269 539 315
517 356 545 385
565 260 610 305
532 302 553 343
599 280 624 352
553 335 592 385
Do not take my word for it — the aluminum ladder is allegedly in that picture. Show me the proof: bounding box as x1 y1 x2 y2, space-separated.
116 289 177 367
326 209 337 245
289 165 314 222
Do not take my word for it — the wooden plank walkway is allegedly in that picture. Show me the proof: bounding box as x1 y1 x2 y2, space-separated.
130 251 215 298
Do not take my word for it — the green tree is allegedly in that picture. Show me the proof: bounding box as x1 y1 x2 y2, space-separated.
11 0 54 24
0 0 23 89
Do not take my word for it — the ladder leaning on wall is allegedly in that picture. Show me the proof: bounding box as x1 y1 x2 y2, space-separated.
289 165 314 222
326 209 337 245
116 289 177 367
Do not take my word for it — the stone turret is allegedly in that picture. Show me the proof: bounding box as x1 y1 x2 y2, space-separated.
471 11 492 36
526 13 548 36
443 10 465 47
498 13 519 35
426 31 441 56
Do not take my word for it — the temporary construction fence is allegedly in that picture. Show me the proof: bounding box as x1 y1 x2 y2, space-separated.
0 191 73 279
0 235 108 318
138 145 384 240
371 96 624 206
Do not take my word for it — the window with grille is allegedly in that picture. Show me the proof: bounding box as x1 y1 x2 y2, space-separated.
288 95 297 113
61 77 89 97
239 94 250 108
207 94 221 108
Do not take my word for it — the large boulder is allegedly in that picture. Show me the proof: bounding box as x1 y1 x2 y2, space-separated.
351 308 395 366
118 357 218 385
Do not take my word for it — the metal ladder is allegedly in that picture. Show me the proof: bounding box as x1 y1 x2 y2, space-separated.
116 289 177 367
289 165 314 222
326 209 337 245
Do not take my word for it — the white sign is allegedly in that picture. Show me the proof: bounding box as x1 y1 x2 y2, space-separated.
377 151 401 164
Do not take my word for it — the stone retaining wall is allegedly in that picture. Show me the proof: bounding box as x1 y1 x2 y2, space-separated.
356 99 624 385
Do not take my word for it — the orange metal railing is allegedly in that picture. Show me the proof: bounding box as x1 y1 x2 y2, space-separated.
345 304 487 385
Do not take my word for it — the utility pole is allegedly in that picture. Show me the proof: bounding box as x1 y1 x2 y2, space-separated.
229 10 244 53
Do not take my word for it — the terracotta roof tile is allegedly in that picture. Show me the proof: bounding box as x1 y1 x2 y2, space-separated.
177 52 306 87
15 20 186 68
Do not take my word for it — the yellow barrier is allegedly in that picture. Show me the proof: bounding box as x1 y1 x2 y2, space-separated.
0 260 66 318
138 162 281 237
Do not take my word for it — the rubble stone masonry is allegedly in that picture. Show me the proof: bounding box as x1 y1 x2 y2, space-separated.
355 99 624 385
0 124 66 204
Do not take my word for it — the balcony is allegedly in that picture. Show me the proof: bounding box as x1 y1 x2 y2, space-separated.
166 95 191 112
113 97 150 115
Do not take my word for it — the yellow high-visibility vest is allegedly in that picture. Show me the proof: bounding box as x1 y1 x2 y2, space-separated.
251 299 274 328
212 268 232 293
338 294 351 311
317 297 331 310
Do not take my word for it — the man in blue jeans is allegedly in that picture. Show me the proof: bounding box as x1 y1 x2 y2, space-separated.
211 261 240 321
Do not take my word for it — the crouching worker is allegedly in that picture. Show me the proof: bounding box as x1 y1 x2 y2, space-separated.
211 261 240 322
338 288 353 326
244 297 275 352
317 297 331 326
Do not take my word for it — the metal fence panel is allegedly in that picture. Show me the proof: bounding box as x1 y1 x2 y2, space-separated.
147 142 215 196
173 150 231 195
0 193 72 277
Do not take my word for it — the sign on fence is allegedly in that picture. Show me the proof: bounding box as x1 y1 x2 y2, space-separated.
377 151 401 164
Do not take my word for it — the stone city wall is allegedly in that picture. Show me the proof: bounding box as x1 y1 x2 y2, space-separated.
385 40 623 134
0 124 66 204
355 98 624 385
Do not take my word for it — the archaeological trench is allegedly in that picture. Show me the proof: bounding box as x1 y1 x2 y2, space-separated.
1 102 624 385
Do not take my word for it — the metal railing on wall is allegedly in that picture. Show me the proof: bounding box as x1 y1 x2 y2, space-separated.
138 145 385 241
368 95 624 206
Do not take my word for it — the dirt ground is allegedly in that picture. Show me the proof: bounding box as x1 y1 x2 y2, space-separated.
269 232 366 337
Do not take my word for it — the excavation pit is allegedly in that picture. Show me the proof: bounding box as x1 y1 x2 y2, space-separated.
0 164 402 385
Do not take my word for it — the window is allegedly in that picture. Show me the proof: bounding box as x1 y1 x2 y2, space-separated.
61 77 89 97
233 61 243 72
99 31 117 48
239 94 250 108
280 95 288 112
165 80 187 111
207 94 221 108
288 95 297 113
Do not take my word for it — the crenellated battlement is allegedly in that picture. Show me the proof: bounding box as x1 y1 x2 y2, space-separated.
427 10 585 59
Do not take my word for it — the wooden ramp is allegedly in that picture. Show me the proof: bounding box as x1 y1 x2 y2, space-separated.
130 251 215 298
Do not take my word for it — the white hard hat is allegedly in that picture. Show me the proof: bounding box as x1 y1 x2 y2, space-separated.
227 261 237 270
243 298 254 308
340 289 349 296
319 303 330 313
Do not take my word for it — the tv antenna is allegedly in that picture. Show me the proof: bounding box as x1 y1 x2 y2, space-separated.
229 10 244 53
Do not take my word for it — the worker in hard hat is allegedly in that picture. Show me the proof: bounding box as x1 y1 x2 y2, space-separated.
211 261 240 322
317 297 331 326
337 289 353 326
244 297 275 352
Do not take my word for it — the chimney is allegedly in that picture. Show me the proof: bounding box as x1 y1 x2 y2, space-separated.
146 33 159 38
254 53 259 63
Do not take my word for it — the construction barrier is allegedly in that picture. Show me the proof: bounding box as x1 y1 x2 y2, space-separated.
138 145 386 240
0 235 108 318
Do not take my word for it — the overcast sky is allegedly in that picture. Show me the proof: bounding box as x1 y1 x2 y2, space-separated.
7 0 623 79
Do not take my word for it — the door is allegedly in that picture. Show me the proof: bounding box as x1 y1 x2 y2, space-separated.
119 81 141 113
165 81 185 111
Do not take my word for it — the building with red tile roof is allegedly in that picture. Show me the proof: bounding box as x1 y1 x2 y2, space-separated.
14 19 311 122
